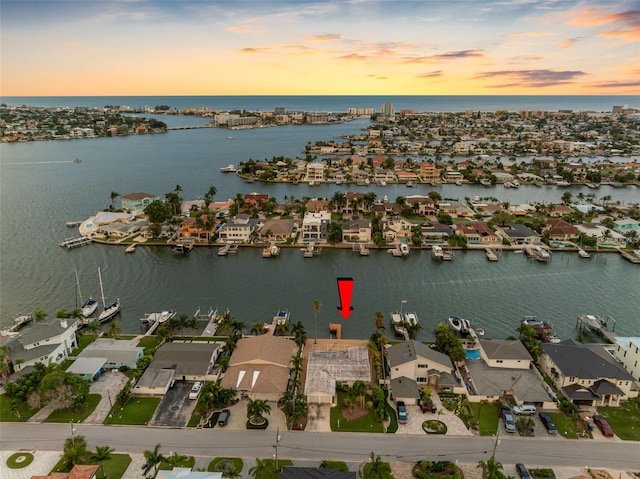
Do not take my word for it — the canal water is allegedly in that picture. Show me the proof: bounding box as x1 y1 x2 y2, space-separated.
1 112 639 340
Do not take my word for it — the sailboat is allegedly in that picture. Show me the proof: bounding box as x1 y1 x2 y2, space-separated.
75 269 98 318
97 267 121 323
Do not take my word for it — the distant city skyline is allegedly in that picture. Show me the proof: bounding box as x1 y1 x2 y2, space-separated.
1 0 639 96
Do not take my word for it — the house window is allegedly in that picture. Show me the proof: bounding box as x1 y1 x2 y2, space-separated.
418 364 428 368
417 377 427 383
496 360 503 363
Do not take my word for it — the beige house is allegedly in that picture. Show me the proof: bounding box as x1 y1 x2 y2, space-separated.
539 339 637 407
478 339 533 369
613 337 640 382
342 219 372 243
220 335 297 401
387 340 458 404
383 216 415 242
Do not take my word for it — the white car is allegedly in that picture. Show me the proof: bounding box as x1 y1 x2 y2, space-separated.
512 404 536 416
189 382 202 400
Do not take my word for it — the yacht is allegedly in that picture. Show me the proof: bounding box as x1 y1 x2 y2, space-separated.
97 267 120 323
220 164 237 173
431 245 444 259
404 312 419 326
262 244 280 258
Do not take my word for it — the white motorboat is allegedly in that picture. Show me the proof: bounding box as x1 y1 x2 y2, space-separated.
448 316 470 334
432 245 444 259
399 243 410 256
220 164 237 173
262 244 280 258
274 310 290 325
404 312 419 326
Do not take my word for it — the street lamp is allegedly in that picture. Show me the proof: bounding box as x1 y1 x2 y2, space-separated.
70 420 77 443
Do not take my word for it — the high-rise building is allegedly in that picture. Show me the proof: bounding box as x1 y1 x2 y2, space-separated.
380 102 395 116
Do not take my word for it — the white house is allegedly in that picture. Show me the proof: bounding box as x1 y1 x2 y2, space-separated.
613 337 640 382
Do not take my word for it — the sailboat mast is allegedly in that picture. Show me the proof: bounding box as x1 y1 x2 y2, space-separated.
74 269 84 308
98 267 106 308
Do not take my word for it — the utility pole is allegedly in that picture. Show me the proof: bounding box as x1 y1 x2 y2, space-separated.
70 420 77 443
274 427 281 472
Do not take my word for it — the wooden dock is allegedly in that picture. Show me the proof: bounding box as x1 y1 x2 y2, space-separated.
60 237 92 249
576 314 617 343
617 248 640 264
329 322 342 339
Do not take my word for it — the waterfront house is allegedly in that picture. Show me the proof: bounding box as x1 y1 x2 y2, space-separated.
304 345 371 405
301 211 331 243
498 223 541 245
220 335 296 401
4 319 79 376
217 214 261 243
382 216 415 242
396 170 419 183
371 202 402 217
342 218 372 243
120 192 159 212
548 204 574 218
612 217 640 236
539 339 637 407
304 162 325 183
419 162 440 182
243 192 269 210
437 201 474 219
77 338 144 370
575 222 626 247
307 199 331 213
420 222 452 245
405 195 437 217
455 222 499 245
545 219 580 242
613 337 640 382
258 218 297 242
178 215 214 242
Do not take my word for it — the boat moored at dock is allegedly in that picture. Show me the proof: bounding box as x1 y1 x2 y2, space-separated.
97 267 120 323
172 242 194 254
262 244 280 258
448 315 471 334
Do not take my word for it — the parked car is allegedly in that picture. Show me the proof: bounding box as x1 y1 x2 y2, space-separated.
420 399 436 413
218 409 230 427
503 411 517 433
593 414 614 437
397 401 408 424
516 463 532 479
539 411 558 434
513 404 536 416
188 381 202 400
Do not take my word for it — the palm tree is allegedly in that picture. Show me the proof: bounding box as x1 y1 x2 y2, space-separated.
249 458 275 479
373 311 385 334
477 456 506 479
176 313 191 338
165 451 187 468
366 452 392 479
34 308 48 323
292 321 307 349
84 320 100 335
246 398 271 425
110 191 120 211
63 435 89 468
142 444 165 477
275 322 289 336
351 380 368 408
0 345 13 383
216 312 235 336
250 322 265 335
92 445 114 478
106 320 121 338
313 299 322 344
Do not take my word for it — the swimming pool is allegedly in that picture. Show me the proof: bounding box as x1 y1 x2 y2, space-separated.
466 348 481 360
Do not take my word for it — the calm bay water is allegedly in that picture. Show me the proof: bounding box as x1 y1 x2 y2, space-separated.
1 96 639 340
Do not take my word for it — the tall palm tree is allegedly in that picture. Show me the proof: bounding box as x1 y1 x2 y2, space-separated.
142 444 165 477
34 308 48 323
0 345 13 382
373 311 385 334
63 435 89 468
92 445 114 479
246 398 271 425
313 299 322 344
110 191 120 211
176 313 191 338
477 456 506 479
275 322 289 336
250 322 265 335
106 320 121 338
366 452 392 479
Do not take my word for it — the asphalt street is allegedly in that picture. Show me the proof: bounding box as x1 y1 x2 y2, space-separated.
1 423 639 470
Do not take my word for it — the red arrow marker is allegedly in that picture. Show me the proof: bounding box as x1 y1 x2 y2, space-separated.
336 277 354 320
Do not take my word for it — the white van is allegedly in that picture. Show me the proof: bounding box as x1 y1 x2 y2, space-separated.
512 404 536 416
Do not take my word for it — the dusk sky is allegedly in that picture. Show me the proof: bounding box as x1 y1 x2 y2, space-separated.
1 0 639 96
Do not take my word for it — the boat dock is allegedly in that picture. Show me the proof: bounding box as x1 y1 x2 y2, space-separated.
617 248 640 264
329 322 342 339
140 310 177 336
198 307 220 337
1 314 33 335
352 244 370 256
485 247 500 261
125 243 136 253
576 314 618 343
302 244 321 258
60 237 92 249
66 221 82 227
523 244 551 262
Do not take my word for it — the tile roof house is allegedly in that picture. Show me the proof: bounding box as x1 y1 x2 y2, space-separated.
258 219 297 243
120 192 159 211
220 335 297 401
544 219 580 241
32 464 99 479
538 339 637 407
455 222 499 244
478 340 533 369
342 219 372 244
498 223 541 245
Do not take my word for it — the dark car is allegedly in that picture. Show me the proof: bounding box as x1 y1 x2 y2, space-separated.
218 409 230 427
539 411 558 434
593 414 614 437
397 401 408 424
516 463 532 479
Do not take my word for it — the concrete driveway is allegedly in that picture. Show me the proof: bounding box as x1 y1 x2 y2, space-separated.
394 393 474 436
148 381 198 427
219 399 287 431
84 369 130 424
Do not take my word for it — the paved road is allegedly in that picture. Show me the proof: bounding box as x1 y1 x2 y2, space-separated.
1 423 639 470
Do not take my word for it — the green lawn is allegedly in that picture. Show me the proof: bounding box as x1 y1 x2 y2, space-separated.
209 457 244 475
598 397 640 441
548 412 578 439
159 455 195 470
320 461 349 471
330 392 384 433
45 394 102 422
73 334 98 355
136 335 161 354
0 393 39 422
103 397 160 425
469 402 499 436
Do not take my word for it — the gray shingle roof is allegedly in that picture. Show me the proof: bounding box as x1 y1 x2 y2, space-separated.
542 339 634 381
480 339 532 361
387 340 453 369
